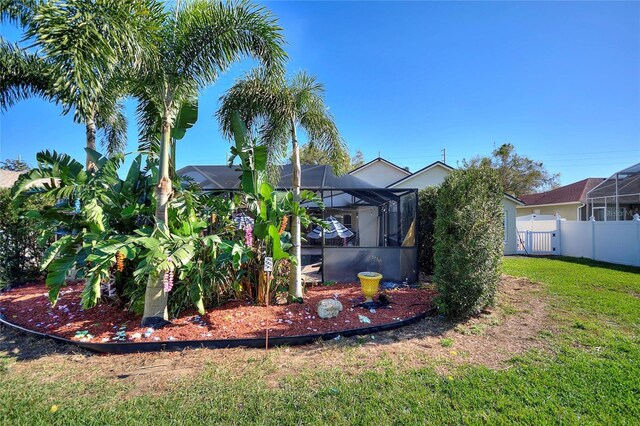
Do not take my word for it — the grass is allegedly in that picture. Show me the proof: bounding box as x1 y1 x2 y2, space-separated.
1 256 640 425
440 337 454 347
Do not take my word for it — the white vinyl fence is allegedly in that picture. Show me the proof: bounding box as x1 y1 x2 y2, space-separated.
517 230 559 255
516 214 640 267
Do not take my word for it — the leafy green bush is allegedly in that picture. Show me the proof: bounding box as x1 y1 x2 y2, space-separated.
13 149 232 314
433 165 504 318
0 188 46 287
417 186 438 275
13 137 322 316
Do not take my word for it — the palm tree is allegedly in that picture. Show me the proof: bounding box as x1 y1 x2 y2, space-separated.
217 70 348 299
134 0 286 328
0 0 162 167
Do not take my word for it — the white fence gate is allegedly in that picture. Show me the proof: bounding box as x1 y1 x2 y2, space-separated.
517 230 559 255
515 214 640 267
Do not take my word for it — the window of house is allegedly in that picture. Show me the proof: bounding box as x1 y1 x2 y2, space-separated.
343 214 352 229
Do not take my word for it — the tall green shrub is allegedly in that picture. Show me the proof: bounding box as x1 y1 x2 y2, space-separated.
0 188 44 287
417 186 438 275
433 166 504 318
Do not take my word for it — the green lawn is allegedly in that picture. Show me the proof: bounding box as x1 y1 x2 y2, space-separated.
1 256 639 425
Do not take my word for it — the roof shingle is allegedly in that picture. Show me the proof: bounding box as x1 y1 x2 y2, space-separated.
520 178 605 206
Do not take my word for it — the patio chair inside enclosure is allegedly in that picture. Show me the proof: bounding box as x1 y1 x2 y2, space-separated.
178 164 419 284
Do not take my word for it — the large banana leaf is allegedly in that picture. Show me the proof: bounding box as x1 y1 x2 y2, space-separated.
268 224 288 260
45 250 78 305
83 198 106 233
171 98 198 141
84 147 109 170
12 150 87 198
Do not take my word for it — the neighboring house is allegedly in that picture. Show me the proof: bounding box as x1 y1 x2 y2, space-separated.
0 169 24 189
348 157 411 187
518 178 605 221
349 157 524 255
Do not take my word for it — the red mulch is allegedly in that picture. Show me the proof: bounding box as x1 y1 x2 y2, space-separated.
0 282 435 344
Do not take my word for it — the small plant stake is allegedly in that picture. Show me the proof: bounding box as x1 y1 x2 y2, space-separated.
264 256 273 307
264 257 273 273
264 257 273 351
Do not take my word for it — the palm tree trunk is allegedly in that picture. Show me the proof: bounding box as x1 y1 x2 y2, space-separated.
289 118 304 299
141 118 172 327
85 117 97 171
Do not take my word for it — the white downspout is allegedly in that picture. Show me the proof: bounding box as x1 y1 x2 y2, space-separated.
577 203 585 221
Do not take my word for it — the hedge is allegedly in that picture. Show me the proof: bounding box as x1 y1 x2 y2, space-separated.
0 188 44 287
417 186 438 275
433 166 504 318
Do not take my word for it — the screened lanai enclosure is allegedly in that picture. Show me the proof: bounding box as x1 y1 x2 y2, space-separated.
586 163 640 221
178 164 419 283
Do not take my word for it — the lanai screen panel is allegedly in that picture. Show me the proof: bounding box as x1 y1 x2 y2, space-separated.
178 164 420 283
587 163 640 221
319 188 418 283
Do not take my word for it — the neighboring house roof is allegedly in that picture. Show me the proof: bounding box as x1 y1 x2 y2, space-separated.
386 161 454 188
0 169 24 189
519 178 605 206
356 157 523 204
504 193 525 206
348 157 411 176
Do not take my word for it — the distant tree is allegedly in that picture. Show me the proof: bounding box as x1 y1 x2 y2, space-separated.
350 150 365 169
298 143 365 171
0 158 29 171
465 143 559 197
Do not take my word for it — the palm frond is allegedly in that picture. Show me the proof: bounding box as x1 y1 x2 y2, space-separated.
96 102 128 156
218 69 348 175
0 0 37 27
175 0 286 90
298 94 348 174
135 86 163 155
0 38 57 111
26 0 164 120
217 67 286 137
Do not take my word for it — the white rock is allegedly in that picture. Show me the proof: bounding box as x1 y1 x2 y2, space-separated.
317 299 344 319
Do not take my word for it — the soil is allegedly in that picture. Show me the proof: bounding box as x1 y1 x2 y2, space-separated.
0 275 549 393
0 282 435 344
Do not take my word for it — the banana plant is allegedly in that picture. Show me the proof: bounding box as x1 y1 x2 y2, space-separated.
12 149 155 307
13 147 231 317
228 112 324 303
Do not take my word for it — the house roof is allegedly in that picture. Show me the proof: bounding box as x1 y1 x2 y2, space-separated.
178 164 381 191
0 169 24 189
503 193 526 206
348 157 411 176
519 178 605 206
386 161 454 188
178 163 418 207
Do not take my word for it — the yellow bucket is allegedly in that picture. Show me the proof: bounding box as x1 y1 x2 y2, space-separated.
358 272 382 302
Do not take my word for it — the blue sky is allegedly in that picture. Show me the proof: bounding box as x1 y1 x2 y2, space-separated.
1 1 639 185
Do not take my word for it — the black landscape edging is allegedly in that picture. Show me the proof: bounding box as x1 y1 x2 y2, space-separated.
0 307 437 354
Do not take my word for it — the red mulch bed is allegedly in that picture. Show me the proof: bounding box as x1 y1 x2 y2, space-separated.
0 282 435 344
